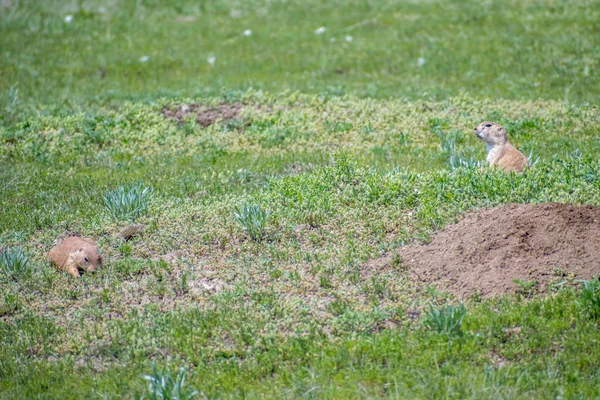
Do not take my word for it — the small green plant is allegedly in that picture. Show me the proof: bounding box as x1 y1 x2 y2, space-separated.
0 247 31 278
513 279 538 297
365 276 388 299
0 292 22 317
527 149 540 167
449 154 483 170
438 133 457 154
328 298 348 316
233 202 270 241
319 275 333 289
423 303 467 336
142 361 199 400
103 184 153 221
119 242 133 257
176 271 189 296
577 278 600 319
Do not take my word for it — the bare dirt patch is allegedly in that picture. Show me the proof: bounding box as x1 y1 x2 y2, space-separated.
162 103 245 127
378 203 600 299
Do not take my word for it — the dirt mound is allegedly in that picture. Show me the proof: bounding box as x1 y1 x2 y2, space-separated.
388 203 600 298
162 103 244 127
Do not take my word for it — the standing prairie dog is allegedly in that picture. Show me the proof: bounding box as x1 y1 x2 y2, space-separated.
48 237 102 277
474 121 529 173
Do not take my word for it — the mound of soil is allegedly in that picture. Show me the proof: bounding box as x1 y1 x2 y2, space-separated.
391 203 600 298
162 103 244 127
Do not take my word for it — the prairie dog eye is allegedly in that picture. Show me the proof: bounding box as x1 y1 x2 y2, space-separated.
84 257 89 262
485 123 492 127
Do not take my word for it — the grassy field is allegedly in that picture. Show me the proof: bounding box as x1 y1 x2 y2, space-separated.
1 0 600 106
2 0 600 399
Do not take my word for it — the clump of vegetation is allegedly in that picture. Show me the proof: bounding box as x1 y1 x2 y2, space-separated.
233 201 270 241
0 247 31 279
527 149 541 167
448 154 482 170
103 184 153 221
577 278 600 320
423 303 467 336
142 362 199 400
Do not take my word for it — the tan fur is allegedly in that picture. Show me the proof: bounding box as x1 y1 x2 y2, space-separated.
48 236 102 278
474 121 529 173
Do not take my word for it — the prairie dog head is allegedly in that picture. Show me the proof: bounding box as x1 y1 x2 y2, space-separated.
474 121 508 146
69 246 102 274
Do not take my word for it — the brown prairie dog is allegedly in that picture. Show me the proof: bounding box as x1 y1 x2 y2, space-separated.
48 237 102 277
474 121 529 173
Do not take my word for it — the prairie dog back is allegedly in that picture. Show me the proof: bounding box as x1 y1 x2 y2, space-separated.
48 236 102 277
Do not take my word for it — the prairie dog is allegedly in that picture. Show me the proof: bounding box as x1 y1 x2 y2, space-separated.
48 237 102 277
474 121 529 173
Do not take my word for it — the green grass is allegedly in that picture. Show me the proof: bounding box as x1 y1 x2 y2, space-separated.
2 0 600 398
1 93 600 398
1 0 599 108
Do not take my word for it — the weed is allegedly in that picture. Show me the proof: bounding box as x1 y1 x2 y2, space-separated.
119 242 132 257
514 279 538 298
429 118 450 132
527 149 541 167
176 271 189 296
319 275 333 289
328 298 348 316
437 131 460 154
301 210 325 228
390 254 404 270
0 292 22 317
142 362 199 400
423 303 467 336
103 184 153 221
233 202 270 241
0 247 31 279
100 288 111 304
449 154 483 170
577 278 600 320
288 270 301 282
364 276 388 299
270 269 283 279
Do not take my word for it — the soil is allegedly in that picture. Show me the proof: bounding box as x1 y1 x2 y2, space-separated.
162 102 245 127
382 203 600 299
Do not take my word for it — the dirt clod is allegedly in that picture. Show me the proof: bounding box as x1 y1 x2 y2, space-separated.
384 203 600 298
162 103 245 127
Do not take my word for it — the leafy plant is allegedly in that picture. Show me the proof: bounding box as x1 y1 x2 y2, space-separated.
434 129 460 155
527 149 540 167
142 362 199 400
513 279 538 297
449 154 483 170
423 303 467 335
0 247 31 278
233 202 270 241
103 184 153 221
577 278 600 319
